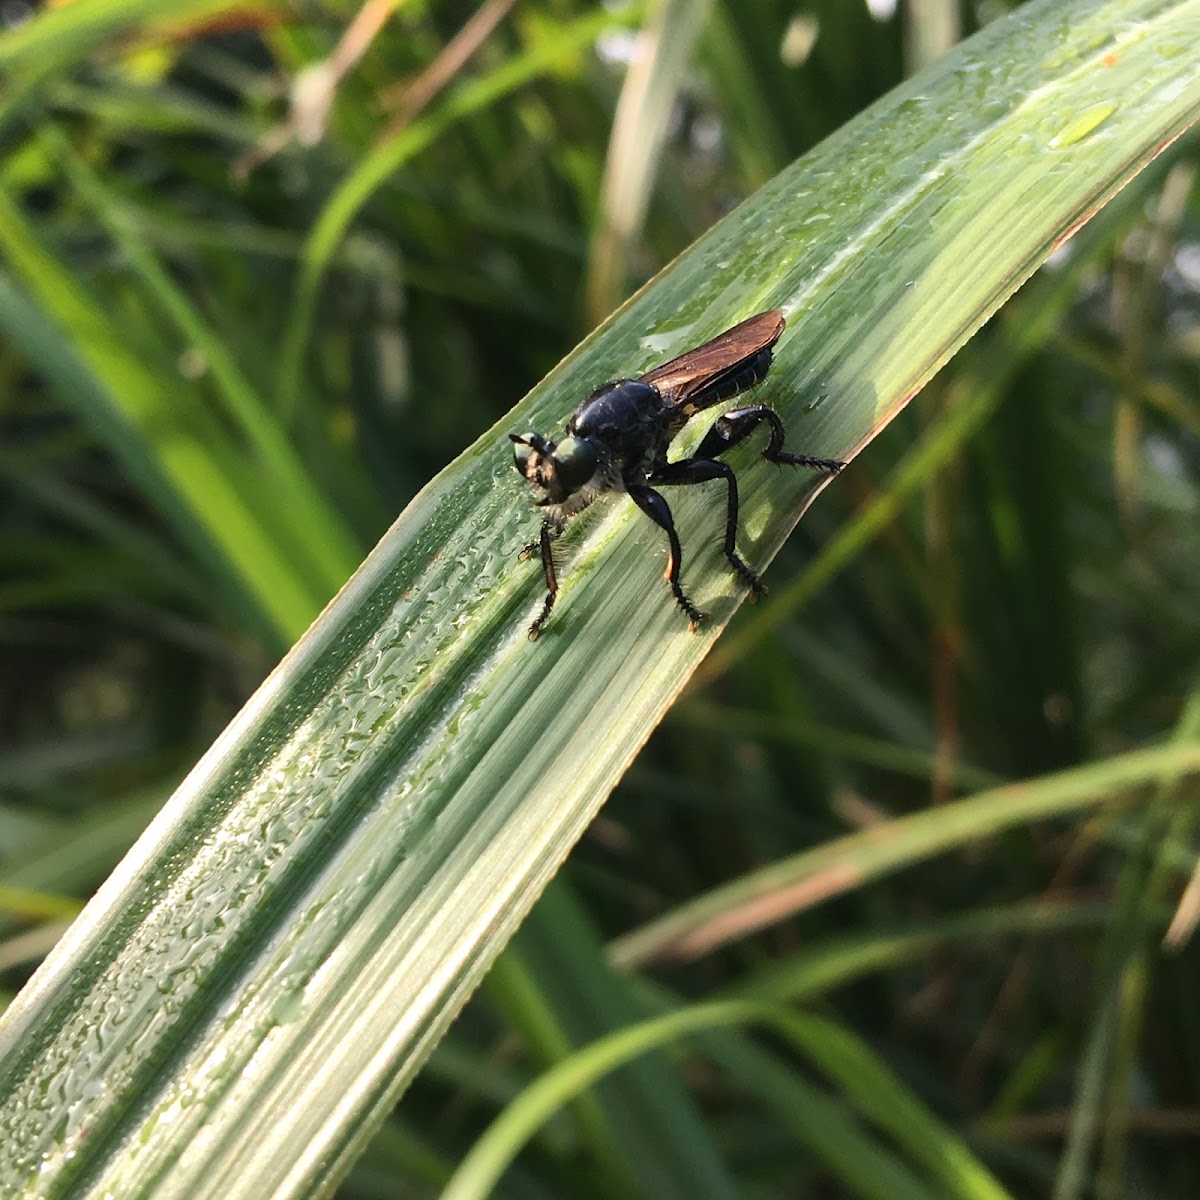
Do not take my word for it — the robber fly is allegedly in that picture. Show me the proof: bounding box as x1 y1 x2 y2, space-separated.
510 309 843 639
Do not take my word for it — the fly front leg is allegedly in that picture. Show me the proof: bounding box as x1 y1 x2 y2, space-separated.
694 405 845 473
649 458 765 599
627 483 707 630
522 519 562 640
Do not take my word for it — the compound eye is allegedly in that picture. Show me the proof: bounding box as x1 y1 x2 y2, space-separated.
509 432 541 477
552 436 598 495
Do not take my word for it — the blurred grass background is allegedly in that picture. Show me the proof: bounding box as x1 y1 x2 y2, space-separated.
1 1 1198 1198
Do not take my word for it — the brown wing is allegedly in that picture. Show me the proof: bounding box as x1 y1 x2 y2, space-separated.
639 310 785 407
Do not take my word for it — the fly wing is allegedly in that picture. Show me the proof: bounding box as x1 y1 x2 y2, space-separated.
639 310 785 413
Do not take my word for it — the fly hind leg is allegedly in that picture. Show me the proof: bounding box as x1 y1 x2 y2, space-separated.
694 405 845 473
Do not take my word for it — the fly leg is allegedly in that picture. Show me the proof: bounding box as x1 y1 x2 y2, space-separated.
649 458 766 599
694 405 845 473
651 409 843 601
628 483 707 630
520 519 562 639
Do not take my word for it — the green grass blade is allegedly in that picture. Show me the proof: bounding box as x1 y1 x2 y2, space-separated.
1 2 1198 1197
1056 690 1200 1200
729 900 1137 1005
773 1010 1014 1200
585 0 714 320
0 266 310 644
610 741 1200 966
0 0 238 125
277 3 643 412
503 882 743 1199
704 1034 937 1200
43 127 363 594
444 994 1013 1200
0 0 231 71
441 1000 932 1200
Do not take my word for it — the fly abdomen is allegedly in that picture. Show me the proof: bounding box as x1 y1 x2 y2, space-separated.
686 347 774 412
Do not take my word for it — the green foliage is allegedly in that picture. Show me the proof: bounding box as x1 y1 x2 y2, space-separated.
1 1 1199 1199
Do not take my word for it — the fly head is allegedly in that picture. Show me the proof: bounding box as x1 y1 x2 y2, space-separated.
509 431 599 507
